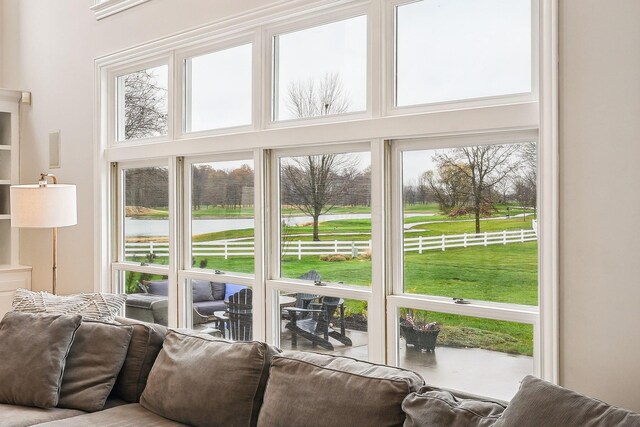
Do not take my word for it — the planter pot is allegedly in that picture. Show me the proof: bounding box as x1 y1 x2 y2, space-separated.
400 323 440 352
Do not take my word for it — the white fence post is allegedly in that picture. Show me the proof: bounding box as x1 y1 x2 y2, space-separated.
224 241 228 260
484 232 488 246
441 234 446 251
419 236 423 254
149 241 154 255
521 229 525 242
463 233 467 248
351 242 358 258
298 240 302 260
334 240 338 254
503 230 507 244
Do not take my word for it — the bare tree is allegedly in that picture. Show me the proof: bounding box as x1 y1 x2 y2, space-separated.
434 145 523 233
513 142 537 214
426 164 472 214
287 72 350 118
123 70 168 140
281 155 359 241
282 73 362 241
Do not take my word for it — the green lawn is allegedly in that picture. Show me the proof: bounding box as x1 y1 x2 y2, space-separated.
125 206 538 356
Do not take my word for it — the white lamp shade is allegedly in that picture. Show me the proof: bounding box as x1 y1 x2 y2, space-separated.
10 184 77 228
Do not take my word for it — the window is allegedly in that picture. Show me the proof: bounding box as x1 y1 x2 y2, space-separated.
401 141 537 305
117 65 169 141
277 149 372 286
99 0 554 399
395 0 532 107
185 44 253 132
273 15 367 121
122 166 169 266
189 158 255 274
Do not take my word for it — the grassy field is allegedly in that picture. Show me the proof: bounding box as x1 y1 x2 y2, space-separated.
125 203 538 356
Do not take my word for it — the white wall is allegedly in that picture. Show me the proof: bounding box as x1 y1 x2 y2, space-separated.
1 0 640 412
559 0 640 412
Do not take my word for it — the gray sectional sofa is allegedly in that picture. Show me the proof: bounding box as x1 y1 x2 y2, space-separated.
0 314 639 427
125 280 246 327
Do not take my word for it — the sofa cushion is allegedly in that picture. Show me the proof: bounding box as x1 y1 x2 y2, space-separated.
57 320 133 412
140 331 280 427
191 280 213 303
0 312 82 408
211 282 225 300
12 288 126 322
224 284 247 302
33 403 188 427
144 281 168 296
257 352 424 427
0 403 85 427
192 300 227 316
111 317 168 403
493 375 640 427
402 386 507 427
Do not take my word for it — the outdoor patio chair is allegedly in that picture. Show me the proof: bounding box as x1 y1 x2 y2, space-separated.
281 270 323 320
227 287 253 341
284 296 353 351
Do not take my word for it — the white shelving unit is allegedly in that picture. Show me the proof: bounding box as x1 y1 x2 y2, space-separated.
0 89 31 315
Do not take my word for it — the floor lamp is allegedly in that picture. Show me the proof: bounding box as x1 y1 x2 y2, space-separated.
10 174 77 295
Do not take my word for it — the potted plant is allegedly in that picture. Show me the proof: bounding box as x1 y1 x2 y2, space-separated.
399 309 441 352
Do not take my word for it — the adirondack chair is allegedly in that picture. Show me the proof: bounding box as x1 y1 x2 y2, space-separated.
284 295 353 351
227 288 253 341
281 270 322 320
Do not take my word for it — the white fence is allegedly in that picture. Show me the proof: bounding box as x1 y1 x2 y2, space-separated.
125 229 537 260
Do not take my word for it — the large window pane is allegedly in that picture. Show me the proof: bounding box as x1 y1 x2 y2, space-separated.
398 308 533 400
117 65 168 141
279 290 368 360
185 44 252 132
402 142 537 305
124 166 169 266
396 0 532 106
273 16 367 121
122 271 169 327
191 159 254 274
279 151 371 286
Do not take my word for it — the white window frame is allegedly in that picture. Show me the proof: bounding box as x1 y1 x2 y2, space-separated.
94 0 558 389
109 56 174 147
176 35 257 138
384 0 540 116
264 3 373 128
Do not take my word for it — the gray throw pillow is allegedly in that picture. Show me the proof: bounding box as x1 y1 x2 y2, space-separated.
403 386 507 427
12 288 127 322
140 331 280 427
57 320 133 412
191 280 213 303
0 312 82 408
111 316 168 403
257 352 424 427
494 375 640 427
211 282 225 301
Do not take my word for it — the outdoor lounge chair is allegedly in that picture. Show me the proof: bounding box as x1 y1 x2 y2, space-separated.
227 287 253 341
284 296 353 351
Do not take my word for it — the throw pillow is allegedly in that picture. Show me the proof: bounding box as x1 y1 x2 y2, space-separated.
12 288 127 322
57 320 133 412
493 375 640 427
211 282 225 300
257 352 424 427
140 331 280 427
144 280 168 296
191 280 213 303
402 386 507 427
0 312 82 408
111 316 168 403
223 283 247 302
